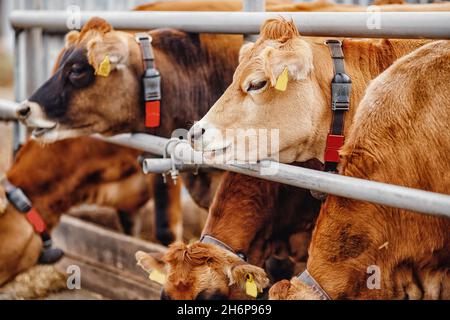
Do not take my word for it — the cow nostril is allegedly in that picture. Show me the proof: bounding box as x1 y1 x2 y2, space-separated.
17 105 31 118
190 127 206 142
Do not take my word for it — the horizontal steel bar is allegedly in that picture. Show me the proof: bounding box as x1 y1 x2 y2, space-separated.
102 133 450 218
9 11 450 39
0 99 18 121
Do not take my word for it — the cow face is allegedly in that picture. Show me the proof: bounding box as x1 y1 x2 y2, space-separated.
17 18 144 143
136 242 269 300
190 18 326 163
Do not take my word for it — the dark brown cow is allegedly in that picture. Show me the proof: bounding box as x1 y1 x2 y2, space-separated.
0 137 157 286
136 163 322 300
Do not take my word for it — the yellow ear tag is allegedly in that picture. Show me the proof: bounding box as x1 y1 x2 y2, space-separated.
149 269 166 285
275 67 289 91
245 273 258 298
96 55 111 77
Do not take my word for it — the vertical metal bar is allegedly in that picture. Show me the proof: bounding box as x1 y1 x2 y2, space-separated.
12 32 25 155
243 0 265 43
12 0 43 155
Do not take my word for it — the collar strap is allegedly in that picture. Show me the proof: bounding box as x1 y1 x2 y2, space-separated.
297 269 331 300
1 177 46 234
200 235 247 261
324 40 351 173
135 33 161 128
0 177 64 264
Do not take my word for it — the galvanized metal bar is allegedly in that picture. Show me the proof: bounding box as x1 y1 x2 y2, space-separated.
12 30 26 154
243 0 265 42
0 99 18 121
9 11 450 39
102 133 450 218
243 0 265 12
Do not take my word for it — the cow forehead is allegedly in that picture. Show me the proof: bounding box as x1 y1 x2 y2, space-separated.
57 47 88 69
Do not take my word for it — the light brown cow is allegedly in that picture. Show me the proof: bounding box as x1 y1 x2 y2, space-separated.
136 164 322 300
270 40 450 300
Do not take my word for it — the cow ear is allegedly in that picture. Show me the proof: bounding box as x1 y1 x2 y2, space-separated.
239 42 254 63
262 40 313 88
86 32 129 77
65 30 80 49
135 251 166 273
228 264 270 298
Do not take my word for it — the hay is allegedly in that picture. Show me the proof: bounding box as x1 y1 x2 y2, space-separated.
0 265 67 300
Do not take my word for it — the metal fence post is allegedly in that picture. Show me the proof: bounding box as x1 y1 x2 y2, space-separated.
243 0 265 43
12 0 43 155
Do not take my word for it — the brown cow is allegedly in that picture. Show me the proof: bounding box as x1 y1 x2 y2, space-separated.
270 40 450 300
0 137 157 286
136 165 321 300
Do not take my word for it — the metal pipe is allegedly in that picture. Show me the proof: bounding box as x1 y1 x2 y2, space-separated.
9 11 450 39
102 133 450 218
0 99 18 121
142 158 203 174
243 0 265 42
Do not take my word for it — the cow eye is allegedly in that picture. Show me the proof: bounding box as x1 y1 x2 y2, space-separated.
71 63 87 76
247 80 267 93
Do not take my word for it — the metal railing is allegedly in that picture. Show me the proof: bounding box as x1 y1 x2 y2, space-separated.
104 133 450 218
0 99 18 121
2 97 449 217
9 11 450 39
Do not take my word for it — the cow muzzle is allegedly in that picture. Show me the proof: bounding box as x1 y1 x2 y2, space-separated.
188 121 231 155
17 100 57 138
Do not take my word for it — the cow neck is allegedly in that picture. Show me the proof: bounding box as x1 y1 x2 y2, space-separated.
0 175 64 264
135 33 162 129
201 175 281 267
323 39 351 173
309 38 431 167
140 31 241 137
199 235 247 261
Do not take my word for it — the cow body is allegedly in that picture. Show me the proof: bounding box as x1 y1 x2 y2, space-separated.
0 137 157 286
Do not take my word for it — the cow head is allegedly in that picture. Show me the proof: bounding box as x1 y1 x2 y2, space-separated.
190 18 329 163
17 17 145 142
136 242 270 300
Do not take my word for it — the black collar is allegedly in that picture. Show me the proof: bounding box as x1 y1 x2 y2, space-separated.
297 269 331 300
0 176 32 213
199 235 247 261
323 39 352 173
135 33 162 128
